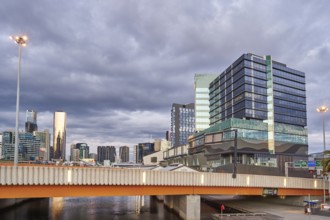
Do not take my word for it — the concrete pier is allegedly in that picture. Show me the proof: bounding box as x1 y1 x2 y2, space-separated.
164 195 200 220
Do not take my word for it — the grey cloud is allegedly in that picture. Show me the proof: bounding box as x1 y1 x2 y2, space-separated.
1 0 330 153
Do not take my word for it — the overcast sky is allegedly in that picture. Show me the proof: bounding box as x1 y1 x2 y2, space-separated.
1 0 330 156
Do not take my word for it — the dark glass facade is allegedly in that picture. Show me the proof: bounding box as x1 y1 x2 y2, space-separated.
2 131 41 161
170 103 195 147
209 53 306 127
97 146 116 163
136 142 155 163
182 53 309 171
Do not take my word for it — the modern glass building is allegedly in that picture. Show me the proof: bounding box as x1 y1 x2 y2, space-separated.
170 103 195 147
33 129 51 161
97 146 116 163
194 74 217 132
2 131 41 161
53 111 67 160
25 109 38 133
187 53 307 171
135 142 155 163
119 146 130 162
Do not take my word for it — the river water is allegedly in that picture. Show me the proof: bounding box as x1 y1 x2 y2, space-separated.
0 196 216 220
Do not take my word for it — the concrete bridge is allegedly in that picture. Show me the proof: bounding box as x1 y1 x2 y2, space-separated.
0 165 328 220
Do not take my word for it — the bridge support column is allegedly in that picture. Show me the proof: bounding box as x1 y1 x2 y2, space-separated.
164 195 174 209
164 195 200 220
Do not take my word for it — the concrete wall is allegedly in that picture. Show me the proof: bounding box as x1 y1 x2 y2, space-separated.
164 195 200 220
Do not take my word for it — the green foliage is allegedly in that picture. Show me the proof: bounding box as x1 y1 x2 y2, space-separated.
322 150 330 172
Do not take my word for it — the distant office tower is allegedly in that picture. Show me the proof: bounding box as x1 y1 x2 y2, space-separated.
70 143 80 162
2 131 41 161
33 129 51 161
25 110 38 133
135 142 155 163
194 74 217 132
75 143 90 159
119 146 129 162
53 111 66 160
97 146 116 163
170 103 195 147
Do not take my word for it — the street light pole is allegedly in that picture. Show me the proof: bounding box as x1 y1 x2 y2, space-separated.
317 105 328 204
10 35 28 165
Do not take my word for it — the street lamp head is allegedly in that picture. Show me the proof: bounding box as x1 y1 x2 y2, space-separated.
316 106 328 113
9 35 28 46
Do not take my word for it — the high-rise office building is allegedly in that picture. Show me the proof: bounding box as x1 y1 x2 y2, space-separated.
188 53 308 171
97 146 116 163
194 74 217 132
25 110 38 133
119 146 129 162
135 142 155 163
76 143 90 159
2 131 41 161
70 143 80 162
33 129 51 161
170 103 195 148
53 111 66 160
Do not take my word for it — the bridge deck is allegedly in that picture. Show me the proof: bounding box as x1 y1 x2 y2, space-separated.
0 165 327 198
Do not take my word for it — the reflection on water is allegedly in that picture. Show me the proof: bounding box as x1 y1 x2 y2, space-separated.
0 196 181 220
51 197 64 219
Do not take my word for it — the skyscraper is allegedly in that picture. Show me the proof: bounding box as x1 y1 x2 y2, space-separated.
170 103 195 147
53 111 66 160
97 146 116 163
2 131 41 161
188 53 307 170
25 110 38 133
194 74 217 132
33 129 51 161
75 143 90 159
119 146 129 162
135 142 155 163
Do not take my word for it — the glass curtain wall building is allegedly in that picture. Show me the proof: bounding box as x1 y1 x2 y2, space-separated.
135 142 155 163
33 129 51 161
2 131 41 161
194 74 217 132
97 146 116 163
53 111 67 160
119 146 130 162
170 103 195 148
188 53 307 171
25 110 38 133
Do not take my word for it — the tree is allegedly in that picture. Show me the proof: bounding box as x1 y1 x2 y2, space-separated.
321 150 330 172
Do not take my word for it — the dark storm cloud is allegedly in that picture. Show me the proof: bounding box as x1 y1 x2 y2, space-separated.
1 0 330 154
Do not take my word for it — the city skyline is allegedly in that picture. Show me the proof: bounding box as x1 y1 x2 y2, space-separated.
1 1 330 154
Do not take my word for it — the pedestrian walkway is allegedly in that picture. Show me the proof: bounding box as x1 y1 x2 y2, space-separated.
206 196 330 220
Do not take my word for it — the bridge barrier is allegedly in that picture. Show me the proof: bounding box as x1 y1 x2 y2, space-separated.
0 166 327 190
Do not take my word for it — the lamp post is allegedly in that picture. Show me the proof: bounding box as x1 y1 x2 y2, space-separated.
317 105 328 204
9 35 28 165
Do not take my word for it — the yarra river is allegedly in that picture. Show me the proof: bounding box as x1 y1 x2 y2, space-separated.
0 196 217 220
